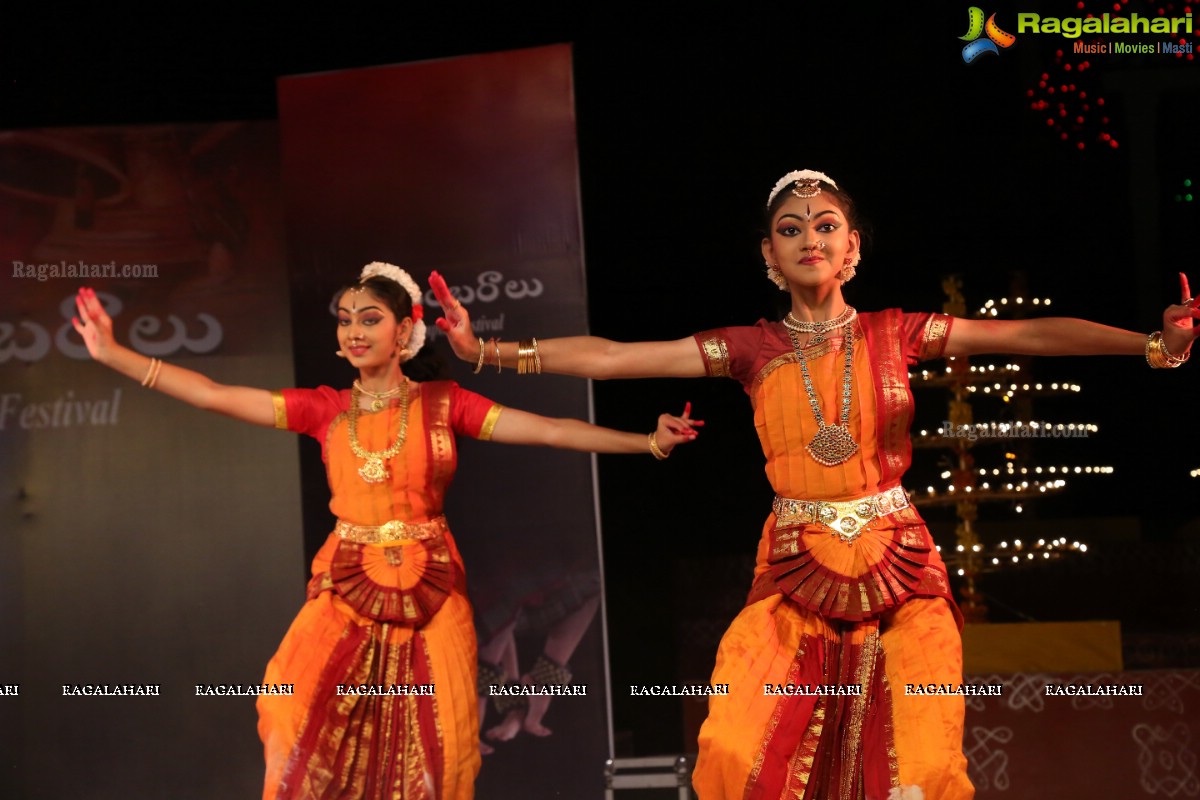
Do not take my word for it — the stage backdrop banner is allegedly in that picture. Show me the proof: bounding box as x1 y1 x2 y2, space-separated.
0 122 303 798
278 43 609 798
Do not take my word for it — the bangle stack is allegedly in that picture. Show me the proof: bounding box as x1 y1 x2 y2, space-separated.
1146 331 1191 369
517 338 542 375
648 432 668 460
141 358 163 388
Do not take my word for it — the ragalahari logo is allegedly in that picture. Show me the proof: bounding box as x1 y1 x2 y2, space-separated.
960 7 1016 63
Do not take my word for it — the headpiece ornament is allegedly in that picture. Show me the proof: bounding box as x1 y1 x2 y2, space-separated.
767 169 839 208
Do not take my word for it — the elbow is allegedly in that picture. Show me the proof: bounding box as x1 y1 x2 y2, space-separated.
586 343 625 380
191 377 224 412
540 417 571 449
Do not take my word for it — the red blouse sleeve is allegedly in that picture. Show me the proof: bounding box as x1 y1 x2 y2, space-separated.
449 383 504 440
900 312 954 364
271 386 345 439
693 322 773 387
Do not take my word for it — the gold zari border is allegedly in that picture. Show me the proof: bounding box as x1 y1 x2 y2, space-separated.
478 404 504 441
698 336 730 378
271 391 288 430
919 314 952 361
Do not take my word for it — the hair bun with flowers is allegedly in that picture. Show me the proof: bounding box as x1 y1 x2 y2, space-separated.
361 261 426 360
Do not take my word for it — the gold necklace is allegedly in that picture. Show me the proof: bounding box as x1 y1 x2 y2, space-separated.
785 315 859 466
353 379 405 412
348 381 410 484
782 306 857 346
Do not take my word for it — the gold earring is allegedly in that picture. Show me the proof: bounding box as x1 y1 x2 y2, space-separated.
765 261 788 291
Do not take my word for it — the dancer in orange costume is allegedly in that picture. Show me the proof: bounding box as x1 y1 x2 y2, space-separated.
431 171 1199 799
72 262 699 799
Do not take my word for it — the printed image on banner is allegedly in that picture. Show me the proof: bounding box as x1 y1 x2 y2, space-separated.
0 122 303 799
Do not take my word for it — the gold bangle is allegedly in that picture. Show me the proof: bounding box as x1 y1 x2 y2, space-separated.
493 338 502 374
517 339 532 375
473 337 486 374
517 338 542 375
1160 331 1191 365
648 431 668 460
141 357 162 387
1146 331 1186 369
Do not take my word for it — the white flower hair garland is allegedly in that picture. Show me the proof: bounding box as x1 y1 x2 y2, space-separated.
360 261 426 360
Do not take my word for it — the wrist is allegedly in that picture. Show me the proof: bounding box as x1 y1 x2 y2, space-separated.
1147 331 1191 368
94 342 122 368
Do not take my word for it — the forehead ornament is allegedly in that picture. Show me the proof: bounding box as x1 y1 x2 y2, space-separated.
792 180 821 199
767 169 840 208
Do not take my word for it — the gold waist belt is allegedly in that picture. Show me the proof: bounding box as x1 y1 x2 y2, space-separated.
335 515 447 545
772 487 911 544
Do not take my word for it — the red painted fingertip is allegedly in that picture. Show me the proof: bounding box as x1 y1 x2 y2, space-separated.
683 401 692 417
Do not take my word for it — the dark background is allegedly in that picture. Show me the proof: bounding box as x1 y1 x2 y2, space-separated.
4 0 1198 758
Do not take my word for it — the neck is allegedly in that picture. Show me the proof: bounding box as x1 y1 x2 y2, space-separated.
357 363 406 393
788 285 847 322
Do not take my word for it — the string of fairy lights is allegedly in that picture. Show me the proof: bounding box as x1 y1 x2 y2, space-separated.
908 310 1113 507
935 537 1089 576
910 291 1109 578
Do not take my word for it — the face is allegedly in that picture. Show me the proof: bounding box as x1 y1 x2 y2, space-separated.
336 288 413 367
762 194 860 290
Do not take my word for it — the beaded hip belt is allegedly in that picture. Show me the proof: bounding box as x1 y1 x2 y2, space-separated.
772 487 910 544
334 515 448 545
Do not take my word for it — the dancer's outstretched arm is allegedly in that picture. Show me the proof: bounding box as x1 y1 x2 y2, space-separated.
73 286 277 427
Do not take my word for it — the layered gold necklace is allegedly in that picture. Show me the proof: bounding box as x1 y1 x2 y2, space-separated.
785 307 859 466
354 379 405 412
782 306 857 345
348 381 410 484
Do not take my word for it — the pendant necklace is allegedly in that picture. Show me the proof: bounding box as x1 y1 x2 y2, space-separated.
785 307 859 466
353 379 405 412
348 380 410 484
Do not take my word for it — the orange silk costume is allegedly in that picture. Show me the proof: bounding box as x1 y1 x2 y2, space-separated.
691 311 974 800
258 381 502 800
